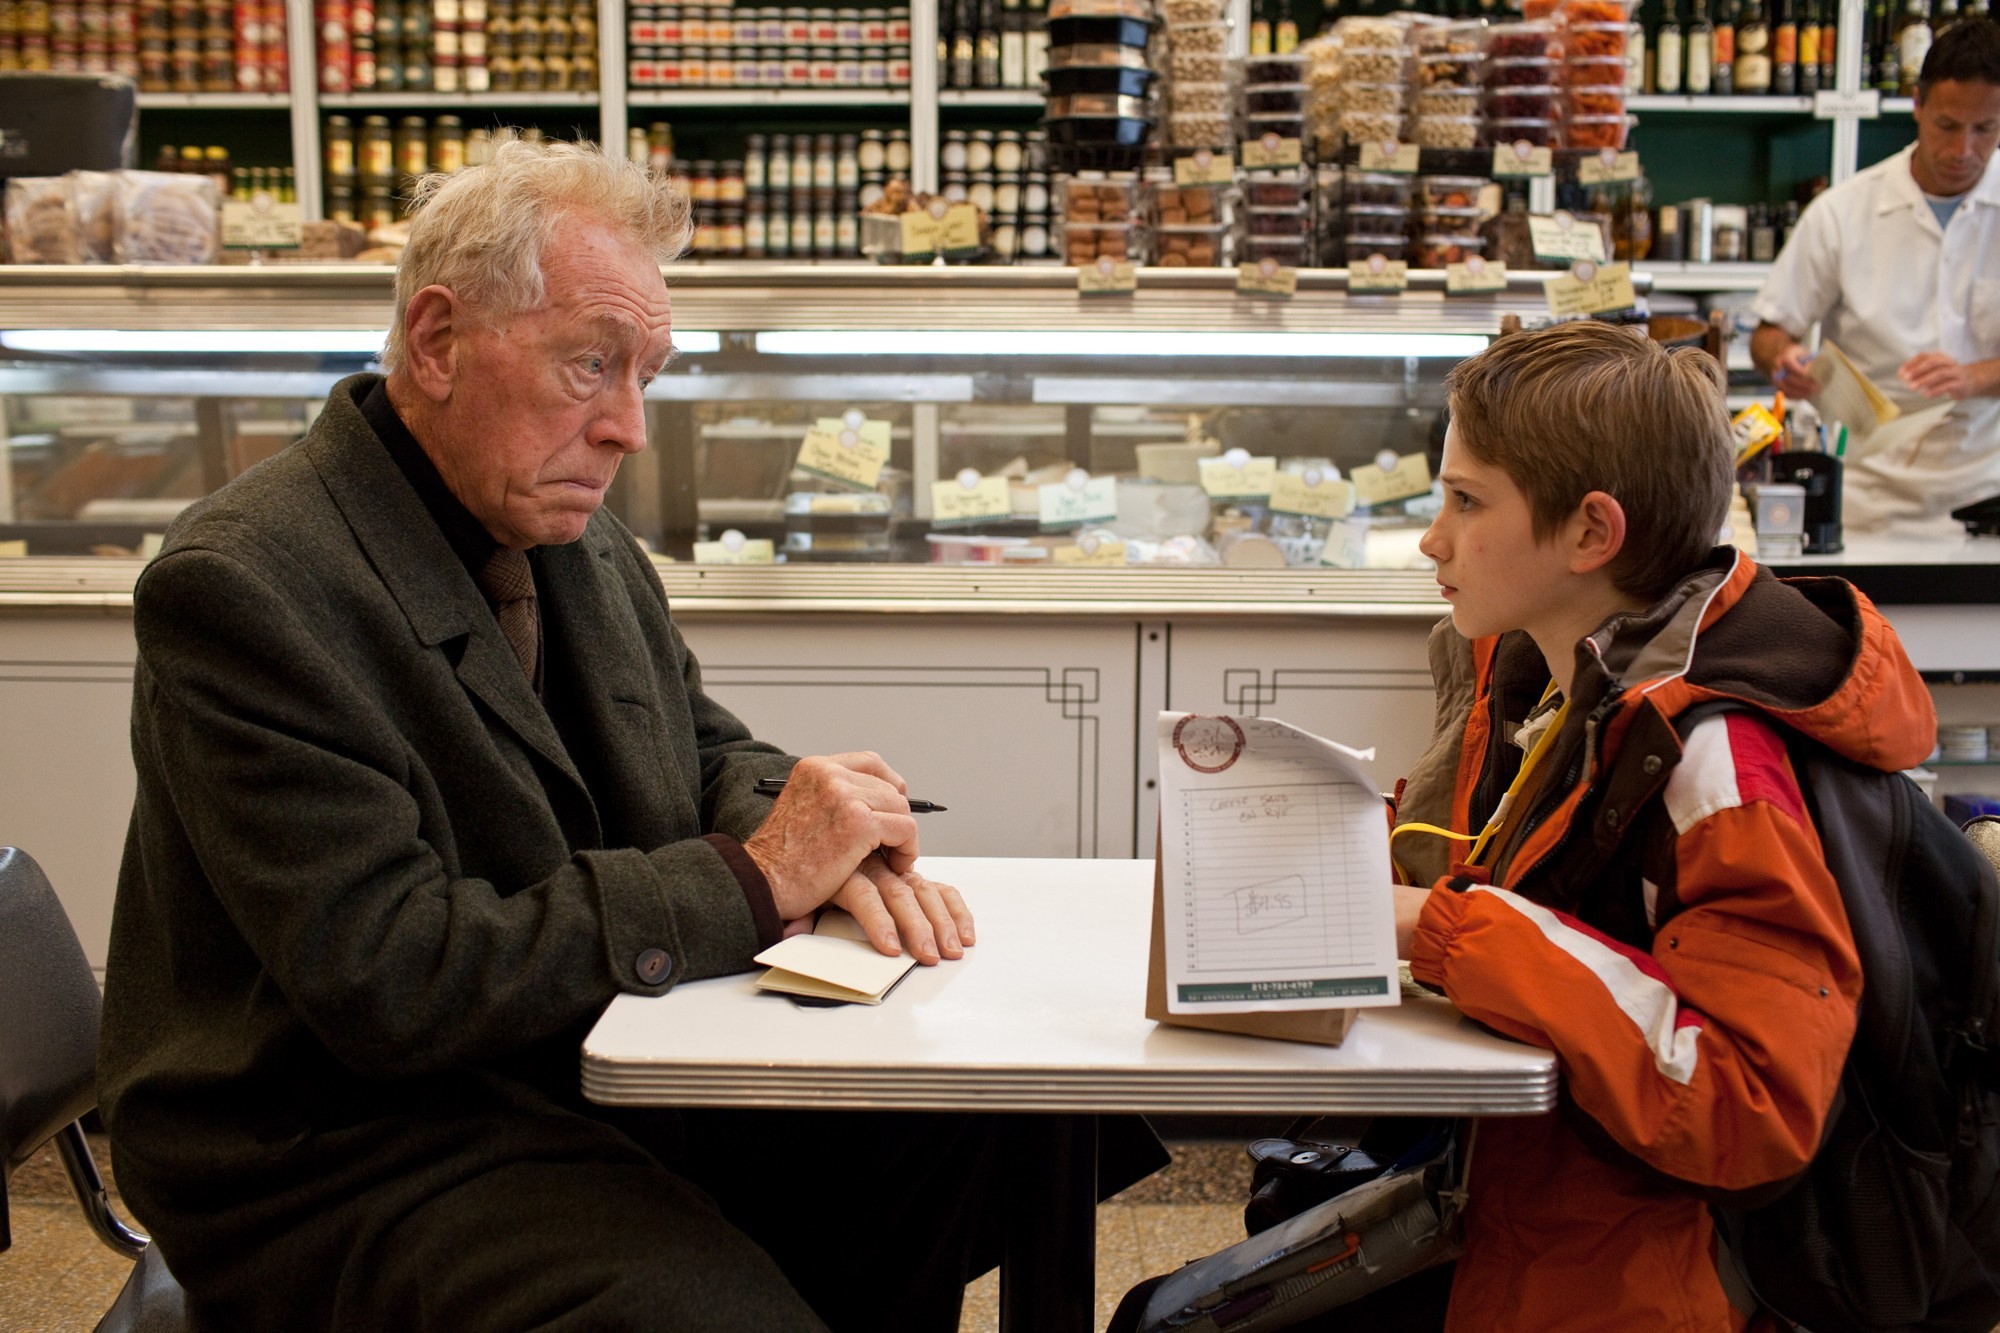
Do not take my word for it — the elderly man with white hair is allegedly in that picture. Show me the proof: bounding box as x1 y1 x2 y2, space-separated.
98 136 1156 1332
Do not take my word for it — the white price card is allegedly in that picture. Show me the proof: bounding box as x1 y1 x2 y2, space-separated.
1240 133 1303 169
1348 254 1409 293
1492 140 1554 177
1543 259 1637 317
1445 256 1509 294
1318 517 1369 569
1038 469 1119 529
692 530 776 564
1528 210 1608 264
1236 258 1298 298
929 469 1012 525
1198 449 1277 501
1358 139 1421 174
220 197 304 248
1814 88 1882 119
1269 468 1355 519
1576 149 1641 185
796 412 892 491
1349 450 1432 506
1053 532 1127 565
1077 257 1139 294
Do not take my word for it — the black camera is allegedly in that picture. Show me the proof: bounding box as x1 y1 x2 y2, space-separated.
1243 1135 1385 1236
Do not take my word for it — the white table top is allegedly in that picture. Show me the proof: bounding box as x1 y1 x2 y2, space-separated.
582 857 1557 1116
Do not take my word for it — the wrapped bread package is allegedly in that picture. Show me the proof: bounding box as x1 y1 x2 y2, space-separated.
70 170 120 263
115 170 220 265
5 176 83 264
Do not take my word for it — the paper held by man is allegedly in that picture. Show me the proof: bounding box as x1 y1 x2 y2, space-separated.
1147 712 1400 1048
1808 339 1956 460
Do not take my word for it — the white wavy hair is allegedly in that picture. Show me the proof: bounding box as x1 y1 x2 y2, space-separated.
380 135 692 375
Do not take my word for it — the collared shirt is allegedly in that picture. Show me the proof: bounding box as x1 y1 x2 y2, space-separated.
1752 143 2000 534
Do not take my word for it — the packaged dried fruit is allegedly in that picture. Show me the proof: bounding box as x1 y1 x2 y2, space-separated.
1565 87 1629 117
1414 116 1483 148
1489 55 1560 85
1343 169 1416 205
1344 232 1409 263
1244 54 1307 82
1247 112 1309 140
1488 116 1558 147
1061 176 1144 221
1244 234 1310 264
1245 175 1310 206
1485 85 1560 118
1415 18 1487 53
1418 52 1484 86
1344 202 1412 234
1415 174 1490 209
1416 203 1489 228
1566 21 1629 57
1338 81 1408 114
1150 181 1228 225
1247 84 1309 113
1563 0 1635 22
1411 232 1487 266
1563 114 1630 149
1062 220 1142 264
1564 55 1629 85
1487 19 1562 60
1247 204 1312 235
1154 223 1229 266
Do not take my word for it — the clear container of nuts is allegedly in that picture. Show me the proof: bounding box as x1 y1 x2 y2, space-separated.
1169 110 1234 148
1339 110 1407 145
1413 116 1484 148
1171 81 1233 116
1160 0 1224 22
1164 21 1227 52
1169 49 1228 81
1338 81 1407 114
1414 85 1482 120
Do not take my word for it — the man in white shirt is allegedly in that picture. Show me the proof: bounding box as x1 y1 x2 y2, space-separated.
1751 18 2000 534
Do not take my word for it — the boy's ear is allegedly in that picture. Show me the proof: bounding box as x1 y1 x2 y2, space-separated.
1568 490 1629 576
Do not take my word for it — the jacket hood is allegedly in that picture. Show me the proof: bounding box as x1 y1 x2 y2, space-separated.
1575 547 1935 773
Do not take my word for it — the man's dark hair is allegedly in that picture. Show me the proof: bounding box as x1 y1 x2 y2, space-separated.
1920 16 2000 96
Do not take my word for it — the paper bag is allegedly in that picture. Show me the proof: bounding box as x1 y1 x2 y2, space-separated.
1144 839 1358 1047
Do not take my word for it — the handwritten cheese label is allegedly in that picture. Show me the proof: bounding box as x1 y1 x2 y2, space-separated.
1349 252 1409 293
1174 149 1235 185
1236 258 1298 298
1358 139 1421 174
1319 517 1370 569
220 196 304 248
1240 133 1303 169
938 201 982 254
692 530 777 564
1528 210 1608 264
1053 532 1127 565
796 414 892 491
1198 449 1277 501
1576 149 1641 185
929 469 1012 525
899 208 940 256
1349 451 1432 506
1269 468 1355 519
1445 256 1509 294
1038 470 1119 529
1492 140 1554 177
1543 259 1637 317
1077 256 1138 294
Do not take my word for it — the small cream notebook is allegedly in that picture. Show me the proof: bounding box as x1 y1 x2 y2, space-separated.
753 911 916 1006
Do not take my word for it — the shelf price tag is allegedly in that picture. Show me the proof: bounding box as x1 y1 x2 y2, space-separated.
1814 88 1882 119
1198 448 1277 501
1528 210 1608 264
1174 149 1235 185
1349 253 1409 293
692 529 777 565
900 206 941 258
1038 468 1119 530
1236 257 1298 298
796 411 892 491
1240 132 1303 169
1350 450 1432 506
1053 532 1127 565
1446 256 1508 294
1492 139 1554 177
220 196 304 249
1269 467 1355 519
930 469 1012 526
1319 517 1369 569
1576 149 1642 185
1543 259 1638 317
1077 256 1138 294
939 201 982 256
1358 139 1421 174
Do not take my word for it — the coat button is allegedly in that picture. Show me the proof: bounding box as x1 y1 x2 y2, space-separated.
1604 806 1619 826
1643 754 1664 776
636 948 672 984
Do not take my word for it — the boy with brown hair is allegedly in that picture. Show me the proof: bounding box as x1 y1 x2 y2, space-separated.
1385 320 1936 1328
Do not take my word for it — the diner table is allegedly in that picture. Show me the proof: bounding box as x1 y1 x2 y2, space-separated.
582 856 1557 1332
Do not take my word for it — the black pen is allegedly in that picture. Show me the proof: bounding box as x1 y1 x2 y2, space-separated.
753 777 948 813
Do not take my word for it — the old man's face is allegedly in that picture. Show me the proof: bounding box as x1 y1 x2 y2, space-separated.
428 218 675 549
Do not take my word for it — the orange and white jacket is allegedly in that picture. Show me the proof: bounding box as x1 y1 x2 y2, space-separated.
1402 549 1937 1331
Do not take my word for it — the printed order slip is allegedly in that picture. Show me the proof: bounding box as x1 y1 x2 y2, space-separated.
1156 712 1400 1016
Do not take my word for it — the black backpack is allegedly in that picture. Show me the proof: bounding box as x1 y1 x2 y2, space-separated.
1672 703 2000 1333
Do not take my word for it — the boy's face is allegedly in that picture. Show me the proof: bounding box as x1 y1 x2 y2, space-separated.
1420 423 1580 642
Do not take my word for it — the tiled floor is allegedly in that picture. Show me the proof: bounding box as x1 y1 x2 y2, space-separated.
1 1135 1253 1333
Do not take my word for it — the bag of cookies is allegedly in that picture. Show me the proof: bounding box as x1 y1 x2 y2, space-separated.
115 170 221 265
70 170 120 263
5 177 85 264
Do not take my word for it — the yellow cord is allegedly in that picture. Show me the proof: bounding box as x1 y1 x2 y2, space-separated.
1392 682 1569 877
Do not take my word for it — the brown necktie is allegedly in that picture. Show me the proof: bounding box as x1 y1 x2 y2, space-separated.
478 547 540 688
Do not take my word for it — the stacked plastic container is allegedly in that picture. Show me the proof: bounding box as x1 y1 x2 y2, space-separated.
1483 18 1562 149
1412 20 1485 149
1042 0 1156 171
1555 0 1632 150
1060 174 1148 265
1301 33 1342 161
1330 17 1409 154
1150 175 1234 266
1341 165 1411 268
1241 53 1314 268
1161 0 1231 150
1411 173 1491 268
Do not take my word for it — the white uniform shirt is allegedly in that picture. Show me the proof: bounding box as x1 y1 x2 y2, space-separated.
1752 143 2000 534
